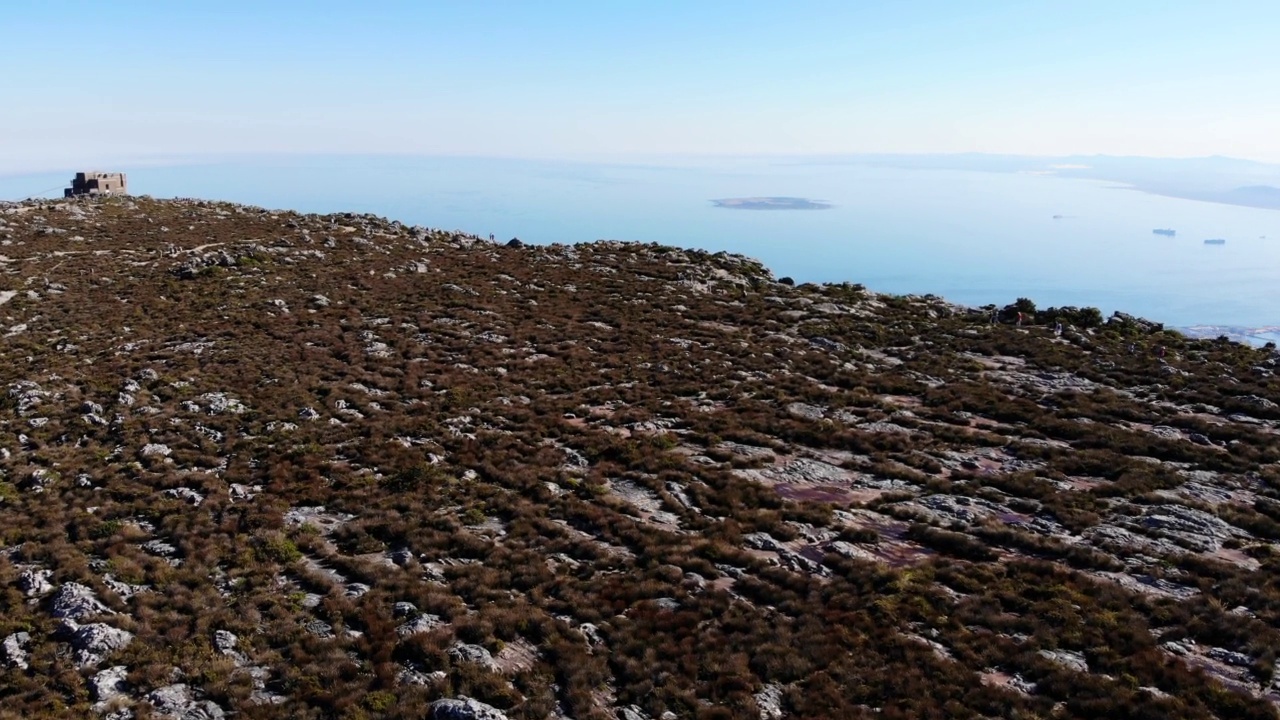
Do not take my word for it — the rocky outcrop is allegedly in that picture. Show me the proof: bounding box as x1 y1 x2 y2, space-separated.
754 683 785 719
19 567 53 597
51 582 112 620
1038 649 1089 673
1121 504 1247 552
90 665 130 710
62 620 134 667
430 697 510 720
213 630 247 666
3 196 1280 718
448 643 497 670
146 683 226 719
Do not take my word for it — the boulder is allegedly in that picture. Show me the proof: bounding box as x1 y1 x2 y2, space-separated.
200 393 246 414
19 567 54 597
754 683 785 720
1240 395 1278 411
228 484 261 502
1206 647 1253 667
213 630 238 652
809 336 846 353
1108 312 1162 333
147 683 226 719
785 402 825 421
743 532 786 552
448 642 497 670
102 574 147 600
3 631 30 670
142 540 180 559
579 623 605 647
1037 649 1089 673
163 488 205 506
140 443 171 458
90 665 130 703
212 630 247 665
51 582 112 620
396 614 443 638
431 697 510 720
64 620 133 666
399 664 448 686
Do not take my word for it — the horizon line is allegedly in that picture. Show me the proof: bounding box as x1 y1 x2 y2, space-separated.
5 149 1280 179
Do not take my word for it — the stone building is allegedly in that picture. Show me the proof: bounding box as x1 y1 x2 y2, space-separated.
64 172 128 197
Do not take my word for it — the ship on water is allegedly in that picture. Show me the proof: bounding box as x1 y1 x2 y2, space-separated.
1204 238 1226 245
1152 228 1176 236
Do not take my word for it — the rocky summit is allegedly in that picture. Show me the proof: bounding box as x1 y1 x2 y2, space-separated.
2 196 1280 720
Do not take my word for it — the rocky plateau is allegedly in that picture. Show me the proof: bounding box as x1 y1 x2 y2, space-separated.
2 196 1280 719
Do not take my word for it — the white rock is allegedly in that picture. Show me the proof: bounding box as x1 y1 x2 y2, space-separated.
447 643 497 670
228 484 261 502
90 665 130 704
2 631 30 669
1038 649 1089 673
200 393 246 415
430 697 510 720
147 683 226 719
396 614 443 638
51 582 112 620
618 706 652 720
140 443 171 458
754 683 784 720
64 620 134 667
163 487 204 506
19 567 54 597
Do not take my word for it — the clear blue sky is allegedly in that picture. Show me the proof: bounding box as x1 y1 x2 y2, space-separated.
4 0 1278 172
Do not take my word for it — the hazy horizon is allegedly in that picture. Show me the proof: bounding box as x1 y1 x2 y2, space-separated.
9 150 1280 214
5 1 1280 172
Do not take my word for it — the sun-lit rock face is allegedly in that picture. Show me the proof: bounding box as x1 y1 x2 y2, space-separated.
1 195 1280 717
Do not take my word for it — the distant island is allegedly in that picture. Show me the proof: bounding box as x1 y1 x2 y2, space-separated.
712 196 832 210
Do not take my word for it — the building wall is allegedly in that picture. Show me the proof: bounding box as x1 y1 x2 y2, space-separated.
66 172 128 196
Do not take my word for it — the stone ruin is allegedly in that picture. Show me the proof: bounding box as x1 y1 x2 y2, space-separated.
64 171 127 197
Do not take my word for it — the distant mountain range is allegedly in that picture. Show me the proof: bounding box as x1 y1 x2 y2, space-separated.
793 153 1280 210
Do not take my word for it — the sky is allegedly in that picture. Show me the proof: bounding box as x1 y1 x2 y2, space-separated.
4 0 1279 173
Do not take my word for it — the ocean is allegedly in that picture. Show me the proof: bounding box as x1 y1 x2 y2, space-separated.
5 155 1279 340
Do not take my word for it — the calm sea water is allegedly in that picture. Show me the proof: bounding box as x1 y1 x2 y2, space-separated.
5 156 1279 335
